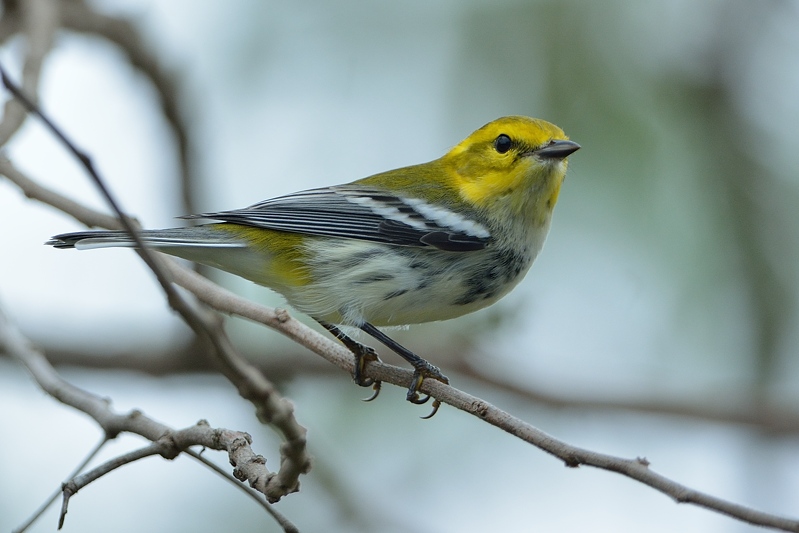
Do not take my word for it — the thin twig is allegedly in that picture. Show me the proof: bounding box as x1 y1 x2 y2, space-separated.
452 358 799 433
60 443 162 529
0 0 57 145
58 434 299 533
0 304 298 532
0 157 123 230
431 381 799 532
185 449 299 533
13 437 108 533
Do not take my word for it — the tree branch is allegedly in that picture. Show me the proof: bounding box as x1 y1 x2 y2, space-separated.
59 443 162 529
13 437 107 533
0 306 298 532
185 448 300 533
0 0 57 145
452 358 799 433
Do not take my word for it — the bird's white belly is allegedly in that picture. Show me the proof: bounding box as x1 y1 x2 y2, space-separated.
286 239 534 326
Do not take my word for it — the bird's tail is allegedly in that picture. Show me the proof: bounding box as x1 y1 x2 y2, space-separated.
46 226 246 250
47 225 293 290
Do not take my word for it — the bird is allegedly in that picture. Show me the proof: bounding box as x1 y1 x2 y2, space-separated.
48 116 580 416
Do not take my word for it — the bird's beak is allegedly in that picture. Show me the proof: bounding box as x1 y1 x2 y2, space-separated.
530 140 581 160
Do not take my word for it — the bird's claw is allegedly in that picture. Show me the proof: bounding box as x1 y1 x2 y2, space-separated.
420 399 442 420
362 381 381 402
406 372 431 404
321 320 448 416
319 321 383 397
352 344 379 385
351 344 383 401
406 364 449 418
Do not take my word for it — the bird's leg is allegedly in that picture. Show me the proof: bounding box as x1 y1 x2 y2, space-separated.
359 322 449 418
319 321 381 401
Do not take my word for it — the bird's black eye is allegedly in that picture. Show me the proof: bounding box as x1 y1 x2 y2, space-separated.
494 134 512 154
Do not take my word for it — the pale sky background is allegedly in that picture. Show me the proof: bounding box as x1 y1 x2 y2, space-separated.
1 1 799 532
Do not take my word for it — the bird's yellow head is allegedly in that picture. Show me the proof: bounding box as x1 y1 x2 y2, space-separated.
443 116 579 224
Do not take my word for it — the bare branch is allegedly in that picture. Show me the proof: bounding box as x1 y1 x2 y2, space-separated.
0 0 57 145
429 381 799 532
0 157 123 229
185 449 299 533
60 443 162 529
453 358 799 433
0 306 298 532
13 437 108 533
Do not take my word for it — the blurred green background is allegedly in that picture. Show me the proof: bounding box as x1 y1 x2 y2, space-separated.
1 1 797 532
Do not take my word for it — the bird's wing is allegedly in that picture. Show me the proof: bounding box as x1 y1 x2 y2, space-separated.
182 185 491 252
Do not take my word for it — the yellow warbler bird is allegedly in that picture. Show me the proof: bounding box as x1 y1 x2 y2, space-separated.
48 116 579 415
